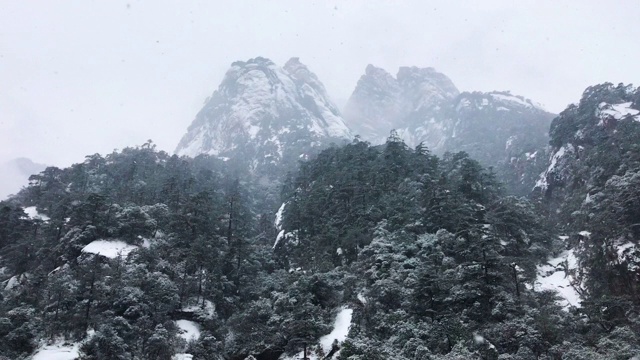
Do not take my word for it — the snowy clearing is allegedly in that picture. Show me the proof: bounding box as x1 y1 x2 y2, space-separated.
176 320 201 342
535 250 581 309
81 240 138 258
319 307 353 354
31 343 80 360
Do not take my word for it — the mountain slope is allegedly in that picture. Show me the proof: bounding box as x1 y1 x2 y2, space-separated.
450 91 555 195
175 57 351 179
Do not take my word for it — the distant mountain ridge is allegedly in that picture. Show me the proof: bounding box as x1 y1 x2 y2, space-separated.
344 64 556 195
343 64 459 150
174 57 554 193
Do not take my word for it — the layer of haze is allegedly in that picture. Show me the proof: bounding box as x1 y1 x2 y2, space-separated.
1 0 639 170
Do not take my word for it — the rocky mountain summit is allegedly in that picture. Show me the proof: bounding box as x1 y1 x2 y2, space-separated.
175 57 351 178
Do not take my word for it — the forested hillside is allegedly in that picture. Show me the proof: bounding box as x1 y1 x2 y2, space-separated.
3 118 640 359
533 83 640 356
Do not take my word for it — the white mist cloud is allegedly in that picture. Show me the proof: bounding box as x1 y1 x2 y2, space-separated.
1 0 639 169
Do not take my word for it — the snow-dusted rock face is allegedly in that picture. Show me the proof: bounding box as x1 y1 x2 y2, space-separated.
449 91 555 195
343 64 458 150
175 57 352 178
536 83 640 201
449 91 553 156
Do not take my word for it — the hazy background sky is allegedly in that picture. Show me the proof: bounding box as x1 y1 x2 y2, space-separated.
2 0 640 168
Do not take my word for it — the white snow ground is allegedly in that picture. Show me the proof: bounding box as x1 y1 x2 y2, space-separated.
31 343 80 360
535 250 581 309
81 240 138 258
319 308 353 354
23 206 50 221
176 320 201 342
279 307 353 360
172 354 194 360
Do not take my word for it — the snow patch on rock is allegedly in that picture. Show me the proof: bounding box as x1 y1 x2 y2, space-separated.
597 101 640 125
319 307 353 354
535 250 581 309
176 320 201 343
23 206 50 221
490 93 546 111
82 240 138 258
535 144 573 190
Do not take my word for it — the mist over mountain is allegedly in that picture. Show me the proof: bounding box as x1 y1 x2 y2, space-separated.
344 65 555 195
0 158 47 200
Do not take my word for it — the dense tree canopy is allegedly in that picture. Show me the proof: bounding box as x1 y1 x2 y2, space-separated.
2 108 640 359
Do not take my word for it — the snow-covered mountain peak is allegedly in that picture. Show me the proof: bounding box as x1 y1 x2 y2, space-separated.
351 65 399 99
175 57 351 178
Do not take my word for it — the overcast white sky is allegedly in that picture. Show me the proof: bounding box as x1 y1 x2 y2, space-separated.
1 0 639 168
